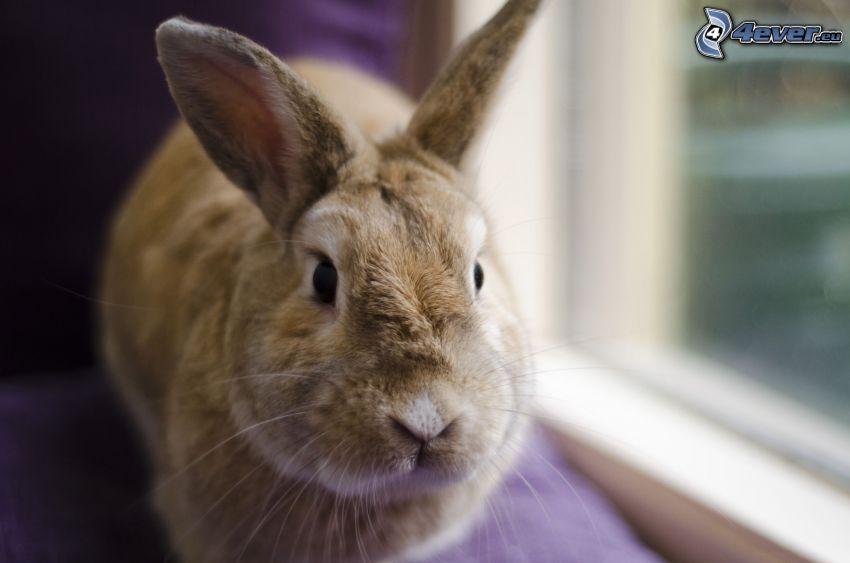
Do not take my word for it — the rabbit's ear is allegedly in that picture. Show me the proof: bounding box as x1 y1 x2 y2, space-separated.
407 0 541 169
156 18 359 230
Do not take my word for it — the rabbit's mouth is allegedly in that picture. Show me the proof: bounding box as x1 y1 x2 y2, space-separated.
314 454 480 500
310 420 508 500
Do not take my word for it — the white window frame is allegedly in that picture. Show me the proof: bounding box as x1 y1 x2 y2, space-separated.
534 348 850 563
453 1 850 561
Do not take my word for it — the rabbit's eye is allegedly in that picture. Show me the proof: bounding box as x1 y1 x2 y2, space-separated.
312 261 337 305
473 261 484 292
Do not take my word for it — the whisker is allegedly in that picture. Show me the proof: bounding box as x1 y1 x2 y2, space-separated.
531 449 604 552
239 439 339 562
155 407 315 493
43 278 151 310
165 372 328 399
178 460 266 542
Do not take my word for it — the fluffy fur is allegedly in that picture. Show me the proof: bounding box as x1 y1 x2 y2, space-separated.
100 1 541 561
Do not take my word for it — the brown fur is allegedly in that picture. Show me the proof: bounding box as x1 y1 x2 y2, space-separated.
100 1 541 561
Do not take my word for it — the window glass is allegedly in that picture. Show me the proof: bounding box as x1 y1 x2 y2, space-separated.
683 1 850 425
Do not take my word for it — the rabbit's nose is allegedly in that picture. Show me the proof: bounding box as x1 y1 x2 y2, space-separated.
390 393 455 445
391 415 454 445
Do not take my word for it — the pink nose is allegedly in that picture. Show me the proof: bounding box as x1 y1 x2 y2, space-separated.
391 416 453 445
390 393 455 445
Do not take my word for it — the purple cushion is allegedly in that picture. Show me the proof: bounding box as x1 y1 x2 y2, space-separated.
0 371 661 562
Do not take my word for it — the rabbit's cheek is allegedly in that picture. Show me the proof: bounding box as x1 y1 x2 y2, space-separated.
222 367 339 480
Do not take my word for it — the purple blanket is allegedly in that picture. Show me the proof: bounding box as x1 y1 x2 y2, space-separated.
0 372 661 562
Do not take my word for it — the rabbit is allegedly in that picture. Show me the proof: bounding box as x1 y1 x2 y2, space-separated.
100 0 542 561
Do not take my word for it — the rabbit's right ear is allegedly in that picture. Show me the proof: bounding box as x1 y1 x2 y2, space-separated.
407 0 541 169
155 18 360 230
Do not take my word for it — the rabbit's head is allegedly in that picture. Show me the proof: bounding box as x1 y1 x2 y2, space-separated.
156 0 540 498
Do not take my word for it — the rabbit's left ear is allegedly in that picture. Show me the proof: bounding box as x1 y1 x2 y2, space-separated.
156 17 360 231
407 0 541 169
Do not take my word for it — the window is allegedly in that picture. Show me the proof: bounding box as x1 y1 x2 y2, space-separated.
455 0 850 491
683 3 850 428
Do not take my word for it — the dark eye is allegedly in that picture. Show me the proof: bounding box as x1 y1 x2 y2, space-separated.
312 261 337 305
473 261 484 292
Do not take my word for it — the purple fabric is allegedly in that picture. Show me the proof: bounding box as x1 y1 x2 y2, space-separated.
0 373 166 562
0 372 661 562
429 435 662 563
0 0 406 376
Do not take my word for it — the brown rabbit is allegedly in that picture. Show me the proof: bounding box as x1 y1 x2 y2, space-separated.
100 0 542 561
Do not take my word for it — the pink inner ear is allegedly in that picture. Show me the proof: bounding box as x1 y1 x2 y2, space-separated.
188 51 287 167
